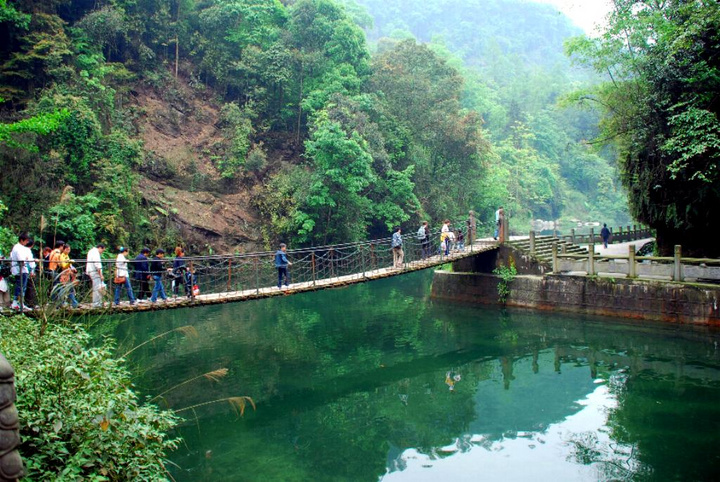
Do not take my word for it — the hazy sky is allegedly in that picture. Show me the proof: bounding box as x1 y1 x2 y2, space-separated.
532 0 614 34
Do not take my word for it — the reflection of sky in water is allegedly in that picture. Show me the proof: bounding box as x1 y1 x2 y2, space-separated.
382 354 638 481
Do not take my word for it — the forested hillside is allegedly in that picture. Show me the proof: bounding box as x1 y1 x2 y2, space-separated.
352 0 630 228
0 0 629 254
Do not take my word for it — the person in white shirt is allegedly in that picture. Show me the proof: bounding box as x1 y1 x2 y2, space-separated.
441 220 451 256
10 232 33 310
113 247 136 306
494 206 503 240
86 243 106 307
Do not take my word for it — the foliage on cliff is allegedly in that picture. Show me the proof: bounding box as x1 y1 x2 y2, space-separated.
566 0 720 256
0 0 630 253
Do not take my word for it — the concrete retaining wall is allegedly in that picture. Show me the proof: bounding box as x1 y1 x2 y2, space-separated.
431 271 720 325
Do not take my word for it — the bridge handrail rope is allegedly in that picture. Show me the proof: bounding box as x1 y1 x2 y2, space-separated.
1 216 493 313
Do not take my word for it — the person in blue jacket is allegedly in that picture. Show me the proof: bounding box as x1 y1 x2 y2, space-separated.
274 243 292 289
600 223 611 249
133 247 151 300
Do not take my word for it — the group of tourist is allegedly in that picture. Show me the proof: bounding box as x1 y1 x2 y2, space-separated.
0 213 490 310
0 234 197 311
391 219 472 269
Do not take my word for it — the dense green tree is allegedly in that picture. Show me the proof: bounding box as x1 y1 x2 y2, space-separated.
567 0 720 255
371 39 487 222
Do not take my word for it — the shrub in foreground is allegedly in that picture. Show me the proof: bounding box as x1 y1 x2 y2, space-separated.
0 316 179 480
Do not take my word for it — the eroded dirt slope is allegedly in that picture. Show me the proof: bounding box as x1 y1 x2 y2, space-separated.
131 78 262 252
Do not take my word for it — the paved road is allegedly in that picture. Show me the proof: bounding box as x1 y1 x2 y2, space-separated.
592 238 655 255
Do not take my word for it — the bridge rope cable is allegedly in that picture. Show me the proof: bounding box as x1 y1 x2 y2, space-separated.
0 218 483 309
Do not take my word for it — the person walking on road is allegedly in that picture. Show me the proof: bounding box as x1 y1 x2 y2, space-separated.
275 243 292 289
86 243 106 308
392 226 404 269
601 223 611 249
494 207 503 240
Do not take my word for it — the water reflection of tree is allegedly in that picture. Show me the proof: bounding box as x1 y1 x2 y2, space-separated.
106 271 720 481
601 371 720 481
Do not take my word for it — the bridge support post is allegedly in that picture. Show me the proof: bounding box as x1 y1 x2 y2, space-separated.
189 260 195 301
673 245 683 282
552 242 559 274
227 259 232 292
361 247 366 279
254 257 259 294
468 211 476 249
19 261 25 314
501 215 509 244
570 228 576 245
529 230 536 256
628 245 637 278
312 251 317 286
588 245 595 276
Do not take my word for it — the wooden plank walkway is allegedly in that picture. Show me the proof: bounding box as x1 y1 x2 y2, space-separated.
5 240 498 317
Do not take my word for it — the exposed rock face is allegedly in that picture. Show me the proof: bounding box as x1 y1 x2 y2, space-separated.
131 80 265 253
0 353 23 482
137 177 262 253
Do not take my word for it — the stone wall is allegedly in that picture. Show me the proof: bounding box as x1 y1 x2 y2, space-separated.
0 353 23 481
452 245 546 275
431 271 720 325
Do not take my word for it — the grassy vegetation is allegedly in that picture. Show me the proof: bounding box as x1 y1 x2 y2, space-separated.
0 315 179 480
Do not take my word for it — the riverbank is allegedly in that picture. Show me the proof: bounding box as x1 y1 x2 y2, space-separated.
0 316 179 480
431 271 720 325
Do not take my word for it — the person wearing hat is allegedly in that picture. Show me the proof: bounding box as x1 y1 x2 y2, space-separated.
149 248 168 303
113 246 136 306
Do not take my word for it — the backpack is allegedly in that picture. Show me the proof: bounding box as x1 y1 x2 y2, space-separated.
417 226 425 240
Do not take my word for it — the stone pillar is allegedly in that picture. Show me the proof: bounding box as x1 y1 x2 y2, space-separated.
570 228 576 245
673 245 683 282
589 227 595 245
552 242 559 274
529 231 536 256
588 244 595 276
628 244 637 278
0 353 23 482
501 215 509 243
468 211 476 246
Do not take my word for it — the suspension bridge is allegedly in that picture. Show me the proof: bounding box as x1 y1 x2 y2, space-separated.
1 226 499 316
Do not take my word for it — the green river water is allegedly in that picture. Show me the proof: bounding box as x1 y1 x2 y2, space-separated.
103 270 720 481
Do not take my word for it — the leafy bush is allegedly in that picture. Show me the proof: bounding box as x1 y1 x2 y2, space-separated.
0 316 179 481
493 262 517 304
